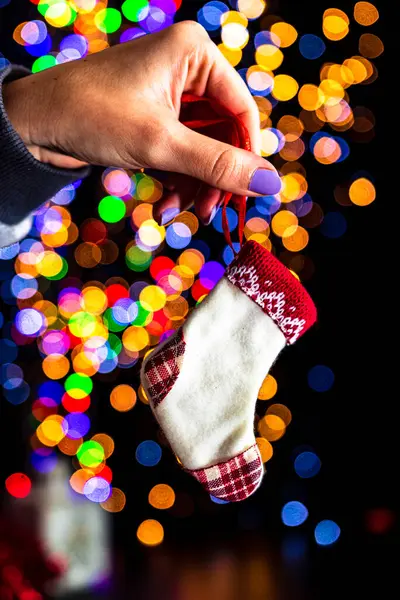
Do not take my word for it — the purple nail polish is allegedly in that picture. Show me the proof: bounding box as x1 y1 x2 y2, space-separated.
249 169 282 195
160 207 180 226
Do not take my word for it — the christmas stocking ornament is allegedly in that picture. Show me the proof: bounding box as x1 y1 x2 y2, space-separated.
141 241 316 502
140 94 317 502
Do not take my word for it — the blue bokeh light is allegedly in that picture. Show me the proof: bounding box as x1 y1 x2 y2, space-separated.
294 451 321 478
299 34 326 59
308 365 335 392
136 440 162 466
315 520 341 546
282 501 309 527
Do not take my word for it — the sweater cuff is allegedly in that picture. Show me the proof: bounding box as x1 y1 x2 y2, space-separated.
0 64 91 246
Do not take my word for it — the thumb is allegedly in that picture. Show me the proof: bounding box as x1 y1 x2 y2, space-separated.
161 120 282 197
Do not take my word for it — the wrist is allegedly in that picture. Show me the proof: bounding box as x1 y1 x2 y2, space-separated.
2 77 35 147
2 72 88 170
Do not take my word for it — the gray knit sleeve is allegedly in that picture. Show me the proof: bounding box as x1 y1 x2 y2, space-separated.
0 64 91 247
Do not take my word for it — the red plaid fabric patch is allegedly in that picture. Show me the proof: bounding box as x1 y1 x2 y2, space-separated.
188 444 264 502
143 329 186 408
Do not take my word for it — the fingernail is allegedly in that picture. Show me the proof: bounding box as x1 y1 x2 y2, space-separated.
203 205 217 226
249 168 282 195
160 207 180 226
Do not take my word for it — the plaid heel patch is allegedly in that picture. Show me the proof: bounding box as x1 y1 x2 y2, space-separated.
187 444 264 502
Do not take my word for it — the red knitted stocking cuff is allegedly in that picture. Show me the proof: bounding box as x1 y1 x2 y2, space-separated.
225 241 317 344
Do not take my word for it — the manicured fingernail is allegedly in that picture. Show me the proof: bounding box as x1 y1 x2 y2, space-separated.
203 205 217 226
249 168 282 195
160 207 180 226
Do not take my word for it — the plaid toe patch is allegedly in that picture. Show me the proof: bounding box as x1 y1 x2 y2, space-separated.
187 444 264 502
143 329 186 408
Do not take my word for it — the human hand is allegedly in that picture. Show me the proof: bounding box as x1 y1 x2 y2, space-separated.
3 21 281 225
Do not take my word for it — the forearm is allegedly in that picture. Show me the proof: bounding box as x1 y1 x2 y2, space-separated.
0 64 90 248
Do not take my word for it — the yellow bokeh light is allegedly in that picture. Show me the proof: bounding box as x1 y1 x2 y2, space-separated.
81 286 108 315
148 484 176 509
122 326 149 352
271 210 298 238
326 64 354 88
41 226 69 248
322 8 349 41
42 354 70 380
68 311 97 338
282 226 309 252
178 249 204 275
37 415 66 447
270 22 298 48
272 74 299 101
255 44 284 70
298 84 325 111
36 251 63 277
218 43 242 67
72 350 100 377
110 384 137 412
137 519 164 547
349 178 376 206
138 384 149 405
258 414 286 441
220 10 248 27
319 79 345 104
140 285 167 312
256 437 274 463
342 58 366 84
280 173 307 202
258 374 277 400
45 1 73 28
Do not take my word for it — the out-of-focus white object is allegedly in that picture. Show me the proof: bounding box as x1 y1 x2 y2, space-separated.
38 460 112 596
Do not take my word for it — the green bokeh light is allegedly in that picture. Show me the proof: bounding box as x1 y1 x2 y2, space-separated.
122 0 149 23
65 373 93 396
125 246 152 272
95 8 122 33
32 55 57 73
98 195 126 223
77 440 105 467
108 333 123 354
132 302 152 326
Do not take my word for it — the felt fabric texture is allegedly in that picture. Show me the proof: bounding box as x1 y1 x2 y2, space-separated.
143 276 285 470
141 240 317 501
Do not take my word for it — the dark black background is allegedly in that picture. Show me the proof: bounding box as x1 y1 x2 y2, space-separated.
0 1 394 599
